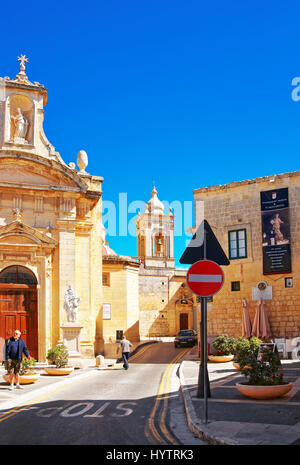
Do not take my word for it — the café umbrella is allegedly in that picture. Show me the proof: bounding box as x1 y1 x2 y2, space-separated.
251 298 272 339
241 298 252 339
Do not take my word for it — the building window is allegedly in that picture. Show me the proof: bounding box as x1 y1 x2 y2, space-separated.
228 229 247 259
231 281 240 292
102 272 110 286
34 197 44 212
285 277 293 288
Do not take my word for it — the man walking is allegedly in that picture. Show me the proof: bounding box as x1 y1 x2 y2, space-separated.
117 335 132 370
5 330 30 390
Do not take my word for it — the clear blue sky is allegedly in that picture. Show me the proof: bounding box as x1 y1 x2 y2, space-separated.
1 1 300 266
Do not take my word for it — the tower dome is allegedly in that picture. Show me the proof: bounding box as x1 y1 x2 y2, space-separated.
146 186 164 215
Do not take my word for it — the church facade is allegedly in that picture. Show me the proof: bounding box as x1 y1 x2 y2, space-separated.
0 57 103 361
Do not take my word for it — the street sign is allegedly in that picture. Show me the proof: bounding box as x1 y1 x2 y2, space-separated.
186 260 224 297
179 220 230 266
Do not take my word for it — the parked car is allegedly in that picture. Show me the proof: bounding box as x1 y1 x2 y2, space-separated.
174 329 198 348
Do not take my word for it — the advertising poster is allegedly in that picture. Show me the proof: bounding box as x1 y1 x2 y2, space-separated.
260 188 291 274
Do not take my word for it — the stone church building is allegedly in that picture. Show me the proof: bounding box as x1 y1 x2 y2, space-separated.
102 187 195 344
0 57 103 361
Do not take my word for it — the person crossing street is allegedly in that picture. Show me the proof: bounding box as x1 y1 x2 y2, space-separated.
117 335 133 370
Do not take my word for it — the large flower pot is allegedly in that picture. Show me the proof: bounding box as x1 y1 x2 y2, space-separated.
236 382 293 400
44 367 74 376
208 355 234 363
3 373 40 385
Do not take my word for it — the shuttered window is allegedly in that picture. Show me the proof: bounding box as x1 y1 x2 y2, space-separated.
228 229 247 259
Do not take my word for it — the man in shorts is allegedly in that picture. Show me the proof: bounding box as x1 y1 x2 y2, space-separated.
5 330 30 390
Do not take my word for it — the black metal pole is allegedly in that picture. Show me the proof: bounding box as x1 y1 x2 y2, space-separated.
197 297 211 397
203 296 208 424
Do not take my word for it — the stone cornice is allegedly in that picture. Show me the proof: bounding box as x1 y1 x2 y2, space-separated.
193 170 300 195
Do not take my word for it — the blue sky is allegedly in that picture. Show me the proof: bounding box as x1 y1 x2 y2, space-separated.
1 1 300 266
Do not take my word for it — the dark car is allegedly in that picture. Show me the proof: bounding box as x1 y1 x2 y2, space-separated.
174 329 198 348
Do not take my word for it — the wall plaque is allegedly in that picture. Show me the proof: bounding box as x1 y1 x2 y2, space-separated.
260 188 291 274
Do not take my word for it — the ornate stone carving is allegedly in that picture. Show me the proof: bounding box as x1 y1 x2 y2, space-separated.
11 107 29 142
77 150 88 173
63 285 81 323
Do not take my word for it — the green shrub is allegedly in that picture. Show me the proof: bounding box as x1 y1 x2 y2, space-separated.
243 346 285 386
20 357 37 374
234 337 261 367
47 345 69 368
213 334 236 355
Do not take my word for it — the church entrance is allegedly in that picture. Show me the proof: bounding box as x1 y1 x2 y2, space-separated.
0 266 38 360
180 313 189 330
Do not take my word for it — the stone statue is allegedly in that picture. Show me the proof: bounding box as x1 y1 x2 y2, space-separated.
11 107 29 140
64 285 81 323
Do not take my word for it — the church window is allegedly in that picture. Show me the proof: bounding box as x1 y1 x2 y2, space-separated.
102 272 110 286
0 265 37 284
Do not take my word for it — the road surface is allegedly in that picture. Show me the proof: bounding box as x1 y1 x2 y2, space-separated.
0 342 206 446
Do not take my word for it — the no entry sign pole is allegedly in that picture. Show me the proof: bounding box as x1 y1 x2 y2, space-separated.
202 229 208 423
186 235 225 424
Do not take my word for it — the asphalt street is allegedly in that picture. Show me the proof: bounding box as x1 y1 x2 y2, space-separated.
0 342 205 446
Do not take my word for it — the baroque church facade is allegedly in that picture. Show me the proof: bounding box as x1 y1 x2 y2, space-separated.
0 57 103 361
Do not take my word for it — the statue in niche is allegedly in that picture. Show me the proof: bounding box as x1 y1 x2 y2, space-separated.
64 285 81 323
11 107 29 140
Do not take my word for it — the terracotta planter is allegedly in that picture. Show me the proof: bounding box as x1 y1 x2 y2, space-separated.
236 382 293 400
233 362 253 371
3 372 40 385
208 354 234 363
44 366 74 376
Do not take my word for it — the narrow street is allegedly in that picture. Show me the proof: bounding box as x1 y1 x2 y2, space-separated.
0 343 206 446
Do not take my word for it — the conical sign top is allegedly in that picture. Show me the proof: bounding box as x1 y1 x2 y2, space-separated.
179 220 230 266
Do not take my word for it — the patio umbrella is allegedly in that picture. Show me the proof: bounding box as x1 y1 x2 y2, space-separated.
251 298 272 340
241 298 252 339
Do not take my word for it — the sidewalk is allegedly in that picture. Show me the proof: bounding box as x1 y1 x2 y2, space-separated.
179 346 300 445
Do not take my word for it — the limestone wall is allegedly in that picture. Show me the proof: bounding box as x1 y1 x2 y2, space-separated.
194 172 300 340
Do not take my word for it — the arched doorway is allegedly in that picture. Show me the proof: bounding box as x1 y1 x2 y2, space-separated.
0 266 38 360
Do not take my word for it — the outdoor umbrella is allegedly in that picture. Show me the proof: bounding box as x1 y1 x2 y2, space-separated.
242 298 252 339
251 298 272 340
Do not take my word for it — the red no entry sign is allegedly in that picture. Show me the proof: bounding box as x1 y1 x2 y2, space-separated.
186 260 224 297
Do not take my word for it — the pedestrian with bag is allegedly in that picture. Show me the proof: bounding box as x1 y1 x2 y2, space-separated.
117 335 132 370
5 330 30 390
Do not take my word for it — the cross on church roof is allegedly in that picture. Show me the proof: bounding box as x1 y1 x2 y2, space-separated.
17 54 29 68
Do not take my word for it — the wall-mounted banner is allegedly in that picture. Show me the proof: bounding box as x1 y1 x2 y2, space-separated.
260 188 291 274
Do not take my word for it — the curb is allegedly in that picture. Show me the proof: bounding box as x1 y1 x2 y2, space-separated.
178 360 235 446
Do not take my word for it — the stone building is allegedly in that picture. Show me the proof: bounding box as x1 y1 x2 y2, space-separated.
0 57 103 361
193 171 300 340
102 227 140 343
136 187 194 337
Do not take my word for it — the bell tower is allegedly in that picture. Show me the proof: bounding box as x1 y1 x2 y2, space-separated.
136 186 175 268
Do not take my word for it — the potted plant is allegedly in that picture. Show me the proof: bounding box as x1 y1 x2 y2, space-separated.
233 337 261 370
44 344 74 375
3 357 40 385
208 334 236 362
236 345 293 399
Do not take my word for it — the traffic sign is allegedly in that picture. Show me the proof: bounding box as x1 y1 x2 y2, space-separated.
179 220 230 266
186 260 224 297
